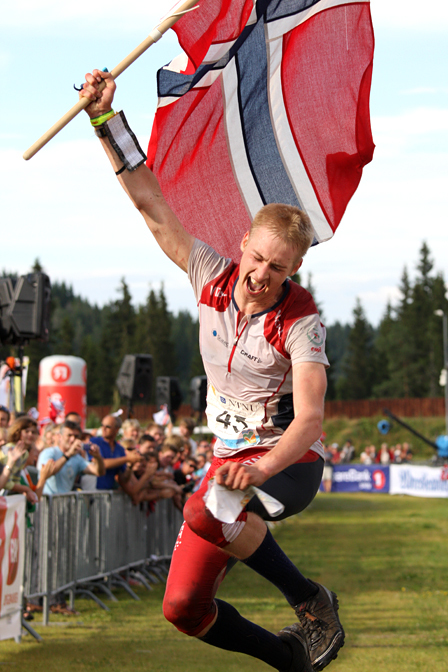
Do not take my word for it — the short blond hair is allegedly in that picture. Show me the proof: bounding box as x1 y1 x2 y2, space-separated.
250 204 314 262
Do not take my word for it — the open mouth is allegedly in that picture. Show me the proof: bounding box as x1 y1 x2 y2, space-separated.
247 276 266 295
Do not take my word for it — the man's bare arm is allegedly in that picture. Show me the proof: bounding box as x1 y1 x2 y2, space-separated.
81 70 194 272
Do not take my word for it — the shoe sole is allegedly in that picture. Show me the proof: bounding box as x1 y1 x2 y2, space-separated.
312 591 345 672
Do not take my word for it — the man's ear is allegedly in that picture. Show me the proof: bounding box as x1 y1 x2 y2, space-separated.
291 258 303 275
240 231 250 253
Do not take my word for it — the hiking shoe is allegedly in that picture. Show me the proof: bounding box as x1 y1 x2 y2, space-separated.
294 581 344 671
278 623 314 672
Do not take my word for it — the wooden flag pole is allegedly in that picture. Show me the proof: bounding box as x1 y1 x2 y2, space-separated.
23 0 200 161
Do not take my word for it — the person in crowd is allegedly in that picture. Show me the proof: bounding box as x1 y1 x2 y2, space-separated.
322 444 334 494
42 422 58 450
21 443 56 500
91 414 140 490
158 442 181 475
0 443 24 489
377 443 390 465
339 439 355 464
0 405 10 428
132 448 183 506
80 68 342 672
360 444 376 465
401 442 413 462
191 453 209 493
37 420 105 495
162 436 185 470
144 422 166 450
138 434 157 455
65 411 83 425
178 417 197 455
197 438 211 453
392 443 402 463
122 418 141 444
121 438 137 453
1 417 39 504
173 457 198 497
0 427 7 449
148 444 185 509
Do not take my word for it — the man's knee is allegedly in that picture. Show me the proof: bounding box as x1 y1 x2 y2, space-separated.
183 491 221 544
163 588 215 636
183 491 247 548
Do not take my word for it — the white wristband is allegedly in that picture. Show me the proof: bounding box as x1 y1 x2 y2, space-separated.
104 111 147 171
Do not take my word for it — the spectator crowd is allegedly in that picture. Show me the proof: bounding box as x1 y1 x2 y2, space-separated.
1 407 214 511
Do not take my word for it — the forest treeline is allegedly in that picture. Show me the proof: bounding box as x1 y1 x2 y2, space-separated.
1 242 446 407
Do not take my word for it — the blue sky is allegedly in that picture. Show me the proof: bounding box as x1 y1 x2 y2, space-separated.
1 1 447 327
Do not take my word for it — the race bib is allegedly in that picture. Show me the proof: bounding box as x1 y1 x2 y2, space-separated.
206 386 265 449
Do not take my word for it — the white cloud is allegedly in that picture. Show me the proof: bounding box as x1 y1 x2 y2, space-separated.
372 1 448 30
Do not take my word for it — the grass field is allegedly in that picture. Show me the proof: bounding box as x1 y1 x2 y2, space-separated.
1 493 447 671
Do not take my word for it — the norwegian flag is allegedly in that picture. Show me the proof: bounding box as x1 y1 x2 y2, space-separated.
148 0 375 261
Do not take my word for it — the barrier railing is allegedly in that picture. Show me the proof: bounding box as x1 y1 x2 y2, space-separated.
23 492 183 627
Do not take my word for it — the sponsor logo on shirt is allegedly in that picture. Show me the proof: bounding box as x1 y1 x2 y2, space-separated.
210 285 227 299
218 396 261 414
240 349 262 364
212 330 229 347
306 325 324 346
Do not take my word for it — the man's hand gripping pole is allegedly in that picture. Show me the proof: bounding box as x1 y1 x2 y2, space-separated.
22 0 200 161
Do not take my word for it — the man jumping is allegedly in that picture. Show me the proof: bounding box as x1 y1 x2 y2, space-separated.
80 69 344 672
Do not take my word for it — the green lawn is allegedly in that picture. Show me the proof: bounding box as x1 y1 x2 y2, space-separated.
1 493 447 671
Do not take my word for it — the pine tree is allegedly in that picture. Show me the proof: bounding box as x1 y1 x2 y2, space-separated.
135 285 177 399
336 299 376 400
171 310 202 396
58 315 75 355
325 321 351 400
97 279 137 403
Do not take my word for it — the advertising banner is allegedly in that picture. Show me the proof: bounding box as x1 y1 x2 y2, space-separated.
390 464 448 498
330 465 390 493
0 495 26 641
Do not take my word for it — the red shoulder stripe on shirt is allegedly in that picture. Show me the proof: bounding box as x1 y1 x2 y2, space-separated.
200 262 239 312
263 283 318 358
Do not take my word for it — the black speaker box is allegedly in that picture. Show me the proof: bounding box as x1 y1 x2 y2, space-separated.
116 354 153 402
190 375 207 413
156 376 183 414
1 273 51 344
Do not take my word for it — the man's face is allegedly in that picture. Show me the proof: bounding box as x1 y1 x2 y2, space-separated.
159 450 176 468
182 460 196 475
101 416 118 441
66 413 82 425
0 410 9 428
124 426 140 441
148 427 164 447
236 227 302 312
60 427 81 452
139 440 155 455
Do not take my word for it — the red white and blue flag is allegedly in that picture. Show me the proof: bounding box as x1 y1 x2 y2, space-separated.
148 0 375 261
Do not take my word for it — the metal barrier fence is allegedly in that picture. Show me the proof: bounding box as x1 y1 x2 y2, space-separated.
23 492 183 628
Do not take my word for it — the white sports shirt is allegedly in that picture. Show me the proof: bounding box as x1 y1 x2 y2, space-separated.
188 240 328 459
